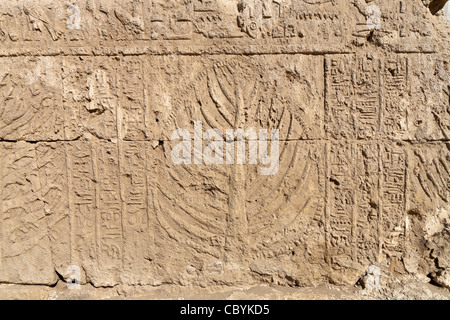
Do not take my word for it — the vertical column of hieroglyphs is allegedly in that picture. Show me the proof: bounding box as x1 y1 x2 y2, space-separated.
65 142 97 280
325 55 357 272
380 55 410 263
355 143 381 266
95 141 123 284
63 53 120 285
352 56 382 265
381 56 410 140
380 145 407 265
325 55 354 139
326 53 411 272
325 54 381 140
120 141 154 283
118 57 146 140
325 54 383 276
63 57 118 141
117 56 151 283
36 143 70 274
353 55 381 140
326 141 356 269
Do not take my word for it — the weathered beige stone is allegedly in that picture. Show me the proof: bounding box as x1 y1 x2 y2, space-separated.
0 0 448 298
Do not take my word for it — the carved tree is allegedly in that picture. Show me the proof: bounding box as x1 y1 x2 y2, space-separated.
155 59 319 268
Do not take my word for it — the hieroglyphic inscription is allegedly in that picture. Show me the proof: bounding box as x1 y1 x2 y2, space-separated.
36 143 70 273
120 142 154 280
355 143 380 265
0 0 436 55
325 54 411 272
327 142 356 267
381 145 407 260
151 1 193 40
66 142 97 271
118 57 146 140
326 141 407 272
63 57 118 140
325 54 381 140
237 0 346 41
0 0 447 289
96 142 123 273
381 56 410 140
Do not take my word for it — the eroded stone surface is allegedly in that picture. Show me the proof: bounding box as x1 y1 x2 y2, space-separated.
0 0 448 296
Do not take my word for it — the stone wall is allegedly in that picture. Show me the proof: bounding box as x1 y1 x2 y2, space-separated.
0 0 448 290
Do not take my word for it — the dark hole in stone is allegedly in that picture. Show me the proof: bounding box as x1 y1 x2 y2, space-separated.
329 177 340 186
428 0 448 15
366 30 375 43
408 208 423 220
388 67 396 77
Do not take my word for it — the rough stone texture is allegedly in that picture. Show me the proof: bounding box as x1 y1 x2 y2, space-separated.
0 0 448 298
